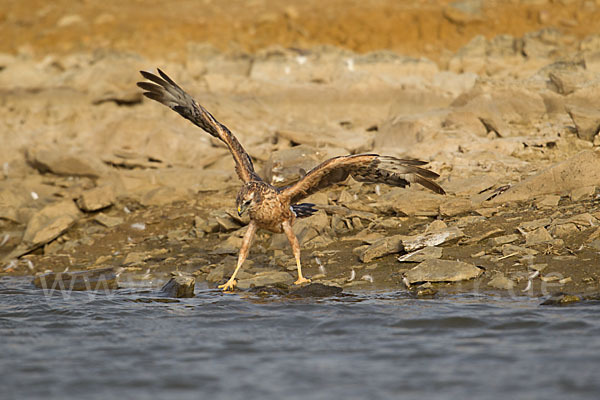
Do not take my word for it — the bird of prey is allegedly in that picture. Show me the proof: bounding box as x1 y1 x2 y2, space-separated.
137 69 445 291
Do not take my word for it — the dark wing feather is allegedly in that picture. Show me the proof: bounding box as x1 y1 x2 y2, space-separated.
281 154 445 204
137 69 260 183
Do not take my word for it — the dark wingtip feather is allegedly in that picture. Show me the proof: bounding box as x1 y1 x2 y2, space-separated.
137 81 161 92
417 177 446 195
142 91 164 103
157 68 176 84
140 70 157 80
292 203 318 218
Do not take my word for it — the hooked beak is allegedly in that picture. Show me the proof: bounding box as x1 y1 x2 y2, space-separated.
237 204 247 217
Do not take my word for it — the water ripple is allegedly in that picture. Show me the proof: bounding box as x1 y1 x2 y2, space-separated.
1 278 600 400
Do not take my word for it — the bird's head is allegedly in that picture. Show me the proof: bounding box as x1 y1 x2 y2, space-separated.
236 187 257 216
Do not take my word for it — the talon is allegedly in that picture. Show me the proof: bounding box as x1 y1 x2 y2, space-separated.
218 279 237 292
294 277 311 285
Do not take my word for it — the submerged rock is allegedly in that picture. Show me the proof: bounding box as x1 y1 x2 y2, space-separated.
404 259 483 284
33 267 118 291
160 275 195 298
540 293 582 306
288 283 343 298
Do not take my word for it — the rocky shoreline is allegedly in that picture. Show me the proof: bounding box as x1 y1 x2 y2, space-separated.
3 3 600 298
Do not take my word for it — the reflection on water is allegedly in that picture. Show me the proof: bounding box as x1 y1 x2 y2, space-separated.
1 276 599 400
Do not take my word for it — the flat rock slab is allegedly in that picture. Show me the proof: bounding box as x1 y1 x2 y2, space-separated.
398 246 443 262
5 200 84 258
160 275 195 298
23 200 81 247
236 271 293 289
76 186 116 212
489 150 600 203
404 259 483 284
26 146 107 178
402 226 465 252
357 235 404 263
33 267 118 291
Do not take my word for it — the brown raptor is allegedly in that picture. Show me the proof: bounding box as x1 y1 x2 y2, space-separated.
137 69 445 291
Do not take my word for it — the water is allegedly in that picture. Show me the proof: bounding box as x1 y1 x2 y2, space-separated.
1 277 599 400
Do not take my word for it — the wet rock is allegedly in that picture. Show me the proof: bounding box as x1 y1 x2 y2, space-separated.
246 284 290 296
236 271 294 289
541 293 582 306
205 264 228 283
33 267 118 291
288 283 343 298
397 246 442 263
160 275 195 298
357 235 404 263
566 105 600 142
26 146 107 178
487 273 515 290
76 186 116 212
20 200 81 252
404 259 483 284
415 287 438 298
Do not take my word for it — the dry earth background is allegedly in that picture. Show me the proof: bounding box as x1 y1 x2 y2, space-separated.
3 0 600 299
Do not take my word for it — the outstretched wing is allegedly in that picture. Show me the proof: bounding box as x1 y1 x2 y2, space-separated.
137 69 260 183
281 154 445 204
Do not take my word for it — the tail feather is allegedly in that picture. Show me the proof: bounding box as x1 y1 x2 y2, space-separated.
291 203 318 218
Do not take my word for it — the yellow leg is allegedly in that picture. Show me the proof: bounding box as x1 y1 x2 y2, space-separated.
282 220 311 285
218 221 257 291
